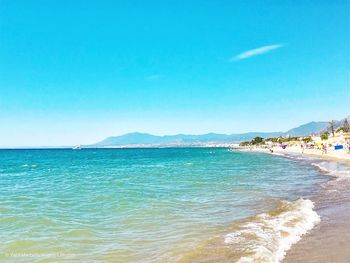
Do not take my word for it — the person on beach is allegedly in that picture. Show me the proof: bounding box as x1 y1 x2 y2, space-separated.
322 144 327 154
301 144 304 154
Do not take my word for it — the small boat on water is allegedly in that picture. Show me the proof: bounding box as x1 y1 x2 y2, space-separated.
72 145 82 150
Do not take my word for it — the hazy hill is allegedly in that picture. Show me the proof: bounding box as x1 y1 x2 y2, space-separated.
334 115 350 129
91 132 284 147
89 119 347 147
284 121 328 136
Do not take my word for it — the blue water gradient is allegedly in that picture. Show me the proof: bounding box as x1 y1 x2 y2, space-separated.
0 148 327 262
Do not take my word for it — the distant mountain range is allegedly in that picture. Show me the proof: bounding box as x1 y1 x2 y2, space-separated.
334 116 350 130
284 121 328 136
89 120 332 147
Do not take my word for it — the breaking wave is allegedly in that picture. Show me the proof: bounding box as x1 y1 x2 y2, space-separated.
224 198 319 263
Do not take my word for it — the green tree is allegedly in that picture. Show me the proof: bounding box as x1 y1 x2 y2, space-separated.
302 137 312 143
328 120 336 137
320 131 329 141
239 141 251 146
252 136 264 145
343 119 350 132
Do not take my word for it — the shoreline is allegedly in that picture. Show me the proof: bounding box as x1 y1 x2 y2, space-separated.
238 146 350 262
239 145 350 164
284 153 350 262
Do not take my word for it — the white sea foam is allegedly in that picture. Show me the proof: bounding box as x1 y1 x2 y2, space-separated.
23 164 37 168
225 198 320 263
311 162 331 173
270 152 285 157
279 153 307 161
311 162 350 178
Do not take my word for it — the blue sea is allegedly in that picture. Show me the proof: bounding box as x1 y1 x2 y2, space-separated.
0 148 329 262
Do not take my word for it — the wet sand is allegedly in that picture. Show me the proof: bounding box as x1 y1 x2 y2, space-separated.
284 185 350 263
282 152 350 262
238 146 350 262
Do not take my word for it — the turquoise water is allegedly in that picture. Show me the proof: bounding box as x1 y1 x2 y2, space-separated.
0 148 327 262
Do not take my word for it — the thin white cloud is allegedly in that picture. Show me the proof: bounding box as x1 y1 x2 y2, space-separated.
230 44 284 62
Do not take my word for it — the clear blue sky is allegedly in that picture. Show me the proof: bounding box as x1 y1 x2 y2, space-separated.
1 0 349 147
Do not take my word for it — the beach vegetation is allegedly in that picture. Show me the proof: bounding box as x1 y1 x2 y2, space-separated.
266 136 300 143
342 119 350 132
252 137 264 144
239 136 265 146
266 137 281 143
240 134 317 146
239 141 251 146
285 136 300 142
336 127 346 133
328 120 336 137
302 137 312 143
320 131 329 140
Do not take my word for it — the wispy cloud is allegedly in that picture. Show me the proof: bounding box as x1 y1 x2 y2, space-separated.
230 44 284 62
146 74 163 81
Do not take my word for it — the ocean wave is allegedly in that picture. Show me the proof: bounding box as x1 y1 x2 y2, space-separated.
270 152 285 157
277 153 307 161
311 162 350 178
311 162 330 173
224 198 319 263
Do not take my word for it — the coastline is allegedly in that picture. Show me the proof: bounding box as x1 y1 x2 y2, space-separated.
239 146 350 262
240 145 350 164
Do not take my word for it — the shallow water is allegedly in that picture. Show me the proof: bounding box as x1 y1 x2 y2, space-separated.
283 154 350 263
0 148 328 262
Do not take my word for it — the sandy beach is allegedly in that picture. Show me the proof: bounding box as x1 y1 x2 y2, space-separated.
272 145 350 163
244 144 350 164
241 145 350 262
